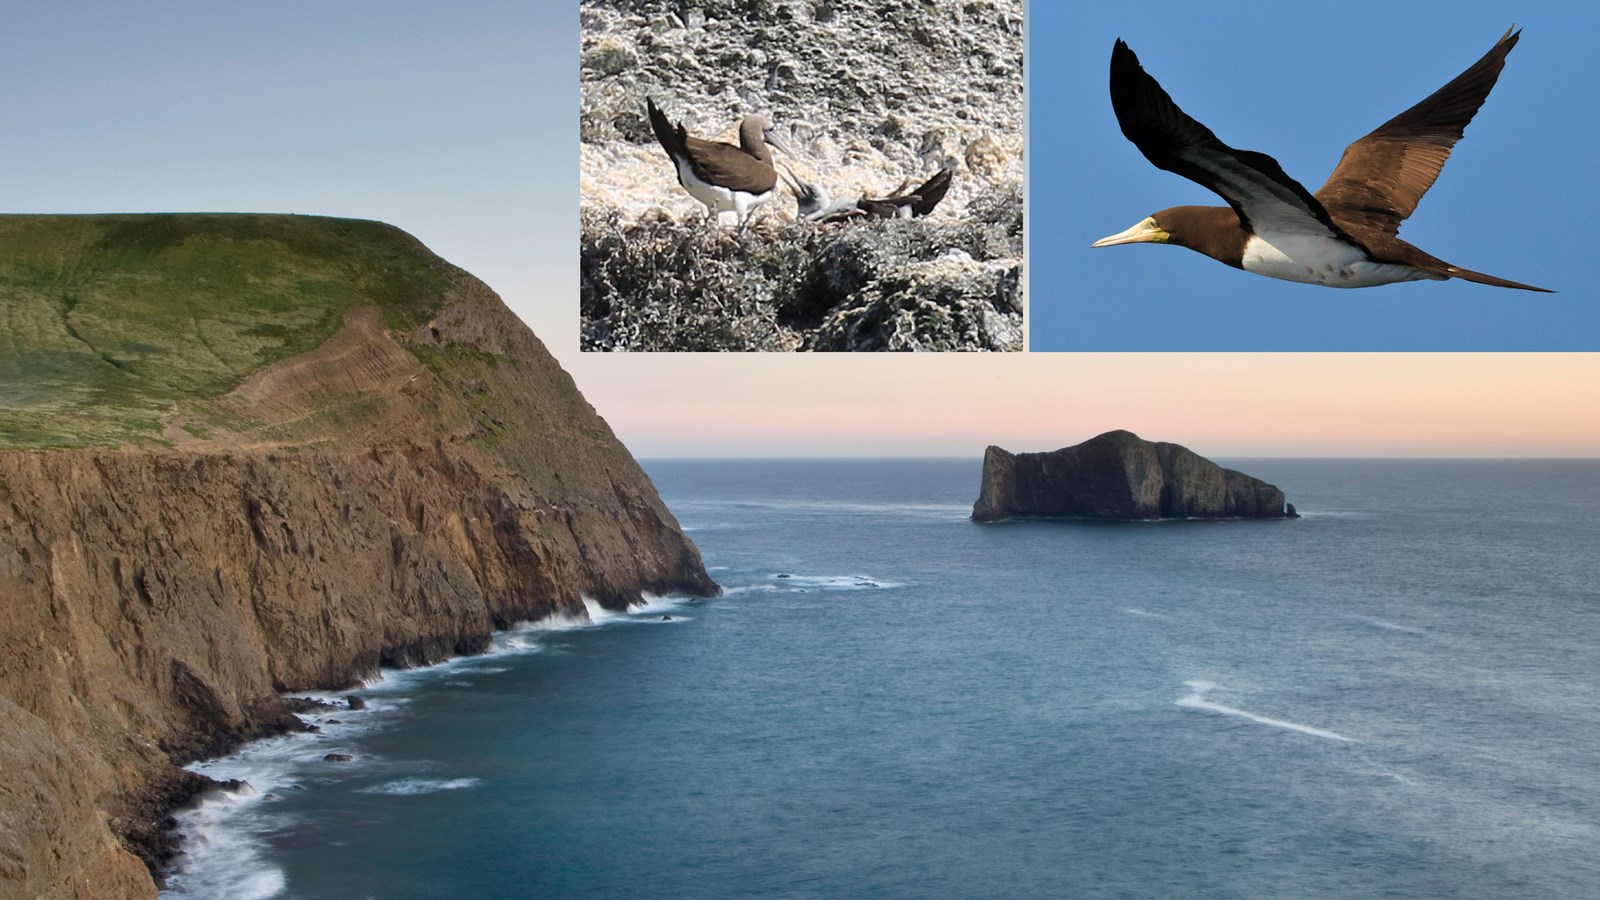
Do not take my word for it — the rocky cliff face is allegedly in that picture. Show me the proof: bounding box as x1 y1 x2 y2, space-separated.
972 431 1297 522
0 216 716 897
580 0 1023 351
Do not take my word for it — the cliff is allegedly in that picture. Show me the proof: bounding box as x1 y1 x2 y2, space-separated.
579 0 1024 351
0 213 717 897
972 431 1298 522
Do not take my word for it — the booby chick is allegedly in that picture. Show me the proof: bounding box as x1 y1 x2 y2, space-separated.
1092 28 1550 292
647 98 791 226
780 165 954 222
779 165 861 222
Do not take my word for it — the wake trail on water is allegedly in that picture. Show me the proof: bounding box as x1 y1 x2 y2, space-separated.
1176 681 1356 743
1124 608 1173 620
1346 615 1427 636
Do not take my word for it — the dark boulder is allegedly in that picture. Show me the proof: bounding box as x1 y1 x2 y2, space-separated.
972 430 1295 522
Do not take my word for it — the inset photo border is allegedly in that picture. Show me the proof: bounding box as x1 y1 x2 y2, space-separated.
579 0 1024 352
1027 3 1596 351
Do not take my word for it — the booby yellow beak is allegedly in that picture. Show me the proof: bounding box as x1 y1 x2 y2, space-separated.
1091 216 1169 248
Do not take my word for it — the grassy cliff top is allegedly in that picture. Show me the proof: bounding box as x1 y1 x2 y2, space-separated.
0 213 454 449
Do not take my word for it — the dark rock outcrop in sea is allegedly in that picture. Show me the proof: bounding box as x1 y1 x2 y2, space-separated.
0 213 719 897
972 431 1298 522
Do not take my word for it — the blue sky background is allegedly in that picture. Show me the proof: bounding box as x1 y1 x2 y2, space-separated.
1028 0 1600 350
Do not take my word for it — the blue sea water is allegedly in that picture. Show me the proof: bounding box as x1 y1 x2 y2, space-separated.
164 459 1600 899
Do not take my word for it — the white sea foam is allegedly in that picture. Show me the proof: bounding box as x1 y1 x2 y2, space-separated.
357 777 483 796
161 798 287 900
632 592 694 616
717 573 901 596
1176 680 1356 743
164 589 701 897
772 573 903 590
719 583 777 596
581 595 627 625
488 629 545 653
164 730 327 899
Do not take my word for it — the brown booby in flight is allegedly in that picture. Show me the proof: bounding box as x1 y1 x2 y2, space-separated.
647 98 791 225
780 165 953 222
1092 28 1550 292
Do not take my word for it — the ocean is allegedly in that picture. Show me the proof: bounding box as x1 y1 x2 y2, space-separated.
163 458 1600 899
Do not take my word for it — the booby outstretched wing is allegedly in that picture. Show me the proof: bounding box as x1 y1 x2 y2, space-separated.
1316 29 1518 244
1107 39 1359 247
1095 30 1550 292
905 167 954 218
785 166 955 221
865 168 953 218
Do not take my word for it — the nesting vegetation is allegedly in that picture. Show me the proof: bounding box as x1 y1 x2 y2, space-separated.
581 184 1022 351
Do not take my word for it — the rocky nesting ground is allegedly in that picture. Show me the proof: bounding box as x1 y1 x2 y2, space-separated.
580 0 1024 352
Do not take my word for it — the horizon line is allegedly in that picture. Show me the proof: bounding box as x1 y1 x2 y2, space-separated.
633 454 1600 461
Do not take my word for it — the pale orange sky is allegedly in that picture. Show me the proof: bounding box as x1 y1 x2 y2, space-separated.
541 344 1600 458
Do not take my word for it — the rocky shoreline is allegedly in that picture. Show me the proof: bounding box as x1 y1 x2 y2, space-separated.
0 223 717 896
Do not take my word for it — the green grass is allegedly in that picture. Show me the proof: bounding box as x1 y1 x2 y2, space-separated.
411 343 516 450
0 213 453 449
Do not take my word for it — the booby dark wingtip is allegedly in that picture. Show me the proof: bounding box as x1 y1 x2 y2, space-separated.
1109 39 1139 73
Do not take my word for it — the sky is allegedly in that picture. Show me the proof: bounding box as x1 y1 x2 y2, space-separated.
1030 0 1600 351
4 1 1599 458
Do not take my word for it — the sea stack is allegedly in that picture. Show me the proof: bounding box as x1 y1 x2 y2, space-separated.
972 430 1296 522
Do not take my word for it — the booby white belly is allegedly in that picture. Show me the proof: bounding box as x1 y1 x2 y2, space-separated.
1241 232 1441 288
673 157 773 221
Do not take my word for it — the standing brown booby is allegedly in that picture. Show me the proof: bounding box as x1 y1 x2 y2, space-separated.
646 98 790 225
1092 28 1551 292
